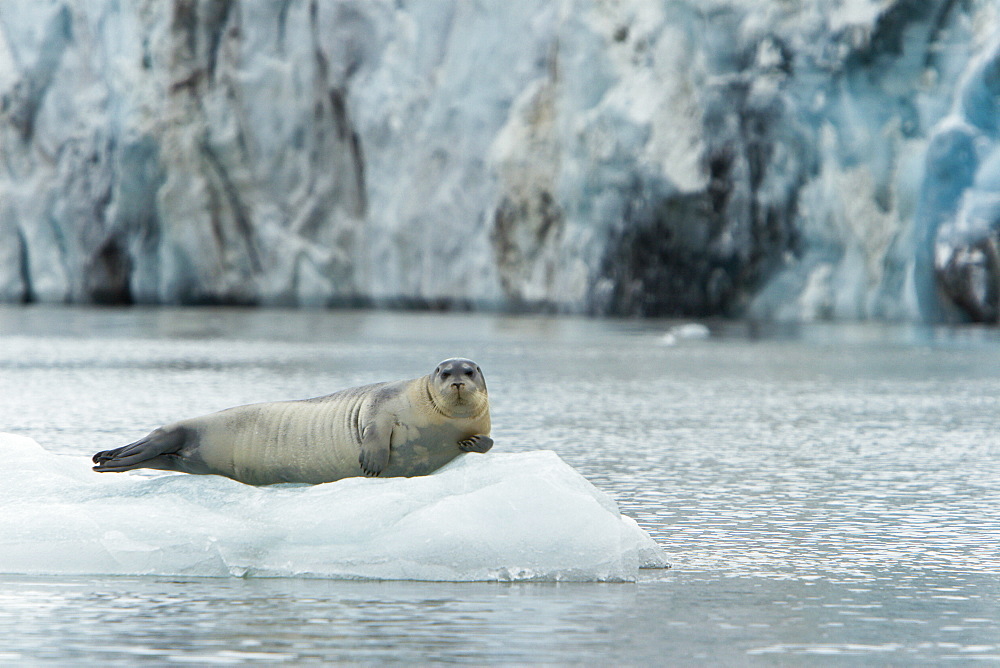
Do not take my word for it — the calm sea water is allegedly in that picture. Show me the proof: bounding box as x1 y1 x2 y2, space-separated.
1 305 998 664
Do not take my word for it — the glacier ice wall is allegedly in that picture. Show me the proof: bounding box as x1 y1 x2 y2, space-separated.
0 0 998 321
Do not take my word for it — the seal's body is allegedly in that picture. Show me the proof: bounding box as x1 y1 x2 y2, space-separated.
92 359 492 485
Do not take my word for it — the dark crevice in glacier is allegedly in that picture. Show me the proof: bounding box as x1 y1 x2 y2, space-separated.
16 225 31 303
170 0 235 82
85 238 133 305
112 136 165 305
329 87 367 218
202 0 235 82
937 236 1000 322
200 139 262 276
170 1 199 66
594 70 810 317
844 0 943 67
926 30 1000 323
923 0 968 70
275 0 293 55
1 5 71 142
492 189 564 310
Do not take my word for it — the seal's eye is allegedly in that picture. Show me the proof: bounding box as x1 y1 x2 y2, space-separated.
440 370 451 379
464 369 475 378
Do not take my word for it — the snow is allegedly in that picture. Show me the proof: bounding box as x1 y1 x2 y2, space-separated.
0 433 667 581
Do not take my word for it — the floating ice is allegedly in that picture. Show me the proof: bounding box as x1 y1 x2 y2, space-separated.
660 322 711 346
0 433 666 581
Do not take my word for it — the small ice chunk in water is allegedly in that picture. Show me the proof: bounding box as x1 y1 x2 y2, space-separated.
0 434 667 581
660 322 711 345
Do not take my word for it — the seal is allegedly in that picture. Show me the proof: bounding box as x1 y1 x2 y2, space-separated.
92 358 492 485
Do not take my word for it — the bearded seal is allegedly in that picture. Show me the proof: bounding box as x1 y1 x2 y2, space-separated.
92 358 492 485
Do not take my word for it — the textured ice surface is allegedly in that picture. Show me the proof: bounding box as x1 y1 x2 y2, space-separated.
0 433 666 581
1 1 999 321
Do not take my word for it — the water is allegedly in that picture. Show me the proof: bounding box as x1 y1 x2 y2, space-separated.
1 305 999 663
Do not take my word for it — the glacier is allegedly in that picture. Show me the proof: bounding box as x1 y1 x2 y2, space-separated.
0 0 999 322
0 433 667 581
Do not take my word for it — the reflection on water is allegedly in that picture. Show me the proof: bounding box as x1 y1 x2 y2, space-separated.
0 572 997 664
1 305 999 663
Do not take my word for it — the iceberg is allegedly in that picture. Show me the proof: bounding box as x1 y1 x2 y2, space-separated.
0 433 667 581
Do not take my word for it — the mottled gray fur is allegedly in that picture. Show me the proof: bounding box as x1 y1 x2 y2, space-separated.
92 359 492 485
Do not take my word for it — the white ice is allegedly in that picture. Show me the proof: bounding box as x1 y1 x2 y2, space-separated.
660 323 712 346
0 433 667 581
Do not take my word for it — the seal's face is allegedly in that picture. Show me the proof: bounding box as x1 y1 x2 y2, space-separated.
430 358 488 415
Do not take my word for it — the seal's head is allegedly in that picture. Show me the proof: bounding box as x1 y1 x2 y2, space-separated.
429 358 489 417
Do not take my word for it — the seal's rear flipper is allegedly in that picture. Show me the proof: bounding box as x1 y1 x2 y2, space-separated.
92 428 186 472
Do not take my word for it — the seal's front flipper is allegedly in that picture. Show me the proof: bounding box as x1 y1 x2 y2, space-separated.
458 434 493 453
92 427 187 472
358 422 390 477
